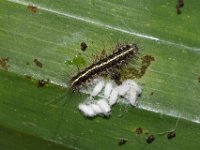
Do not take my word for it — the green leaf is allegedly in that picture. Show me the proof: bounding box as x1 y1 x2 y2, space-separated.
0 0 200 149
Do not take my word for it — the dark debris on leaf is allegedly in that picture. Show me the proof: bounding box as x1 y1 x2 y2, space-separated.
38 79 49 87
0 57 9 70
167 131 176 139
146 134 155 144
135 127 143 135
34 59 43 68
80 42 88 51
27 5 38 13
118 138 128 146
176 0 184 15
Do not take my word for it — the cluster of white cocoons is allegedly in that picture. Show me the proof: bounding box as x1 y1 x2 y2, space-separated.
78 78 142 118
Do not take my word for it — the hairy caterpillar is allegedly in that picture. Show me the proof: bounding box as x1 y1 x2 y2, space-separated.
70 44 139 90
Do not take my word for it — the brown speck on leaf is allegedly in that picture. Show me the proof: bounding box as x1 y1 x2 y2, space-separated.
136 127 143 135
176 5 181 15
198 77 200 83
80 42 88 51
34 59 43 68
118 138 128 146
178 0 184 7
167 131 176 139
27 5 38 13
146 134 155 144
176 0 184 15
0 57 9 70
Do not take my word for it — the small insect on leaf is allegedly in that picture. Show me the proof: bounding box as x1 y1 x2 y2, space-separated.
146 134 155 144
70 44 139 90
34 59 43 68
80 42 88 51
